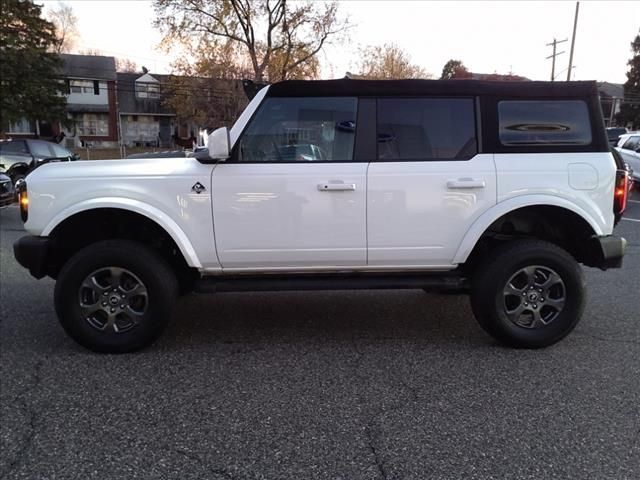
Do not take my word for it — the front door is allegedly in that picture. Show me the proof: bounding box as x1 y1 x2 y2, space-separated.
212 96 366 270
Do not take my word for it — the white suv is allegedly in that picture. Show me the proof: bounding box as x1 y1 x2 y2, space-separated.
13 79 629 352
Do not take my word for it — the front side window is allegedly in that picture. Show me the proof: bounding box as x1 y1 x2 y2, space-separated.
237 97 358 162
376 98 477 161
621 136 640 151
30 141 54 158
51 143 72 158
499 100 592 146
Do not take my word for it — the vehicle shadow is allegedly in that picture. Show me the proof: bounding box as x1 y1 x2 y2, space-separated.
159 289 492 351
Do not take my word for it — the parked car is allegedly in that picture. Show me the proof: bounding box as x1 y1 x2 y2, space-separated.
606 127 628 147
615 132 640 182
0 173 14 207
0 139 78 185
13 79 628 353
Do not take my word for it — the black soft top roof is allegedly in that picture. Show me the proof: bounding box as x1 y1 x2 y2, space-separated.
266 78 598 98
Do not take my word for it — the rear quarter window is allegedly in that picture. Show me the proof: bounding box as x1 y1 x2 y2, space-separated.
498 100 592 146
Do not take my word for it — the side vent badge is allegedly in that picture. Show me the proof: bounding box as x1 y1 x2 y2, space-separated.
191 182 206 194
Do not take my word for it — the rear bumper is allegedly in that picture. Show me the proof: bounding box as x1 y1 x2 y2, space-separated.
589 235 626 270
13 235 50 279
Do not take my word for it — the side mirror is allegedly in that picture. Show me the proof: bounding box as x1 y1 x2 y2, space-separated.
208 127 230 160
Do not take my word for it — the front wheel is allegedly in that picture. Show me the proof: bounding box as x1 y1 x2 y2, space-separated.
470 240 585 348
54 240 178 353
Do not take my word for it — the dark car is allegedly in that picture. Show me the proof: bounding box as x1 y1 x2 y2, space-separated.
0 139 79 185
0 173 15 207
606 127 628 147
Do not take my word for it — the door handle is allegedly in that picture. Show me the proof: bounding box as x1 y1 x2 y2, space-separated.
317 183 356 191
446 178 486 189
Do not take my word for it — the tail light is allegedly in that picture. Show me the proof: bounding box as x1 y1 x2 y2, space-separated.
16 179 28 222
613 169 628 216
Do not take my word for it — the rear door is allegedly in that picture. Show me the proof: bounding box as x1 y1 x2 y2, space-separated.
211 96 367 270
367 97 497 267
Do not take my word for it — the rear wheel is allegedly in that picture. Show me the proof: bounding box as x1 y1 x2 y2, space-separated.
54 240 178 353
470 239 585 348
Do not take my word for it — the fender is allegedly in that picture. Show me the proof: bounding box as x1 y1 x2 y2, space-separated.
452 194 604 264
42 197 203 268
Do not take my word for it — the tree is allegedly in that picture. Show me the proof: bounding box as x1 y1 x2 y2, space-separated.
617 33 640 129
0 0 67 131
163 40 251 129
153 0 347 82
357 44 428 80
48 2 79 53
116 58 138 72
440 59 472 80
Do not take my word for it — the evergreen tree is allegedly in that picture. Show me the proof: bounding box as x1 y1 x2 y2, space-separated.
617 33 640 129
0 0 67 131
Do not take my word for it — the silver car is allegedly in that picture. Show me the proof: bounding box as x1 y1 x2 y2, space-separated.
615 133 640 182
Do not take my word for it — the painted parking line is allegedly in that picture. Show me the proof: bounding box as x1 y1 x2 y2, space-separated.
628 199 640 204
622 217 640 223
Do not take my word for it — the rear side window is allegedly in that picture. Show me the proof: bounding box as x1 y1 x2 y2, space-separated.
376 98 477 161
237 97 357 162
0 141 28 155
498 100 592 146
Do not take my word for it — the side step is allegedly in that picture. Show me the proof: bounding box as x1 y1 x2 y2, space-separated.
193 271 469 294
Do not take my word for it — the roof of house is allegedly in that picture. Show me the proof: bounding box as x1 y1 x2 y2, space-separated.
470 72 530 82
116 72 174 115
597 82 624 98
60 54 116 81
267 78 599 98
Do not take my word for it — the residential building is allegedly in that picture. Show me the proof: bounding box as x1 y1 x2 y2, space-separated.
598 82 624 126
60 54 119 148
117 72 183 148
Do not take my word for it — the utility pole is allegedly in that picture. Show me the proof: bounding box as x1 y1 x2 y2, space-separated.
567 2 580 81
546 38 567 81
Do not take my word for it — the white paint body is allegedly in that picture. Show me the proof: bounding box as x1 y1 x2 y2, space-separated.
23 88 619 274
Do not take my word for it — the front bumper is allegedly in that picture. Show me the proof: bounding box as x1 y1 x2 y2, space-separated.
589 235 626 270
13 236 50 279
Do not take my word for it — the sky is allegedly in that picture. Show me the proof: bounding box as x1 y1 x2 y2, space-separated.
42 0 640 83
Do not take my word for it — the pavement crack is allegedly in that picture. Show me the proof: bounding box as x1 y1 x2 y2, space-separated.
0 358 45 479
365 420 389 480
172 447 240 480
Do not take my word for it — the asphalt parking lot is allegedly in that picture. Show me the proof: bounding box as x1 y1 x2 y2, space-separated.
1 192 639 480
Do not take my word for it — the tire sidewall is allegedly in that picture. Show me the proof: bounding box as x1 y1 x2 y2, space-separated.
473 242 585 348
55 242 177 353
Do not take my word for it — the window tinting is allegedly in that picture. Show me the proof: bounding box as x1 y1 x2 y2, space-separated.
498 100 591 146
30 141 54 158
376 98 477 161
237 97 357 162
51 143 72 158
0 141 28 155
621 136 640 151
